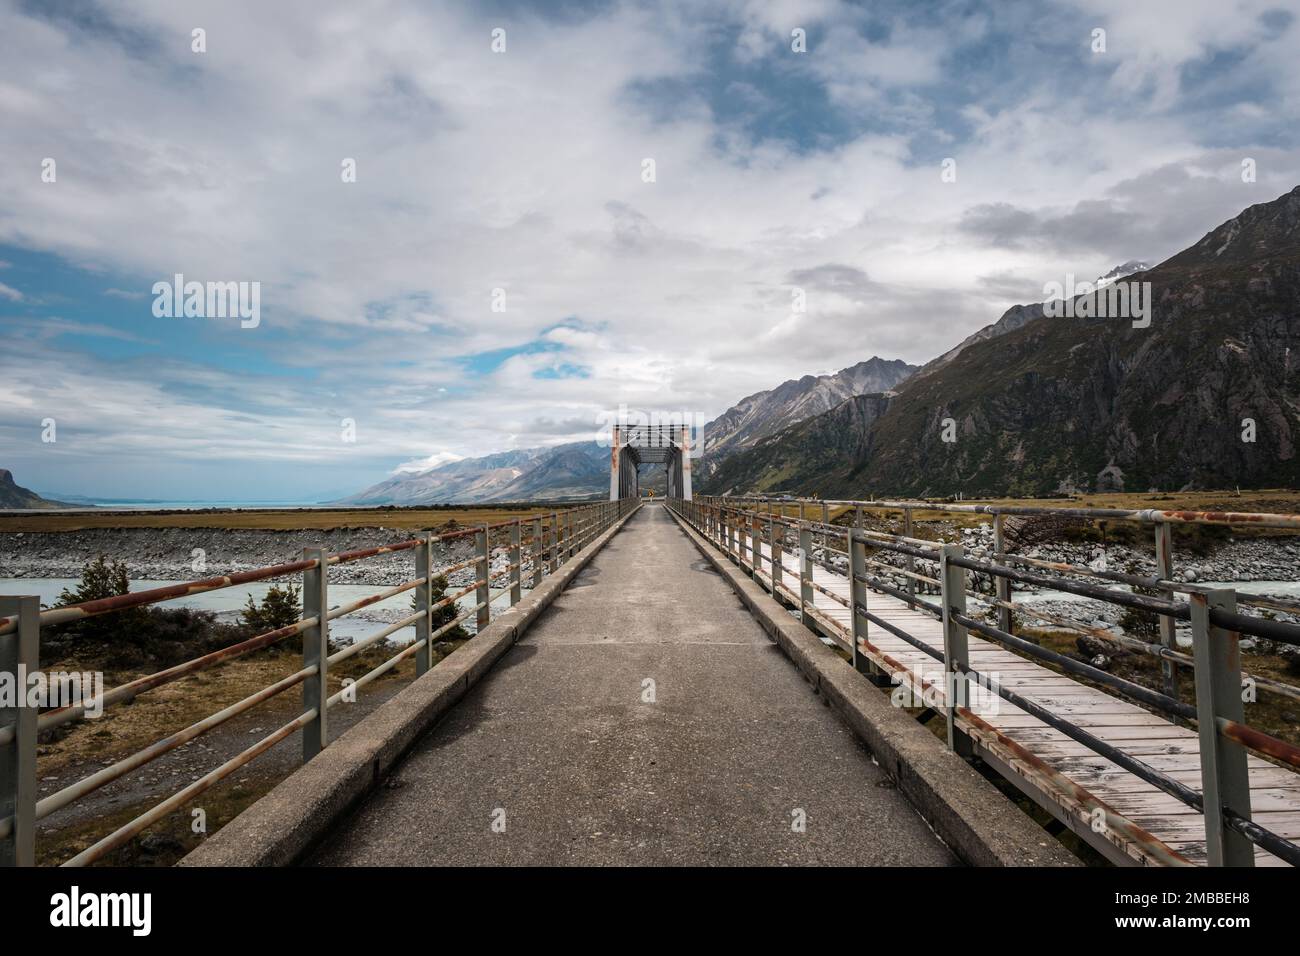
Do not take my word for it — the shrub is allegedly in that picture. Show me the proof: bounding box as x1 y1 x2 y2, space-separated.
48 556 242 668
54 555 150 645
411 574 470 642
241 583 302 634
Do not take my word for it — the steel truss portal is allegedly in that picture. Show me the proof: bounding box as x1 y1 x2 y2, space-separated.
609 422 692 501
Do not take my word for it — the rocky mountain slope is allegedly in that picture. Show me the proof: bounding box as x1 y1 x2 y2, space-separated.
339 442 613 505
701 186 1300 497
344 356 913 505
0 469 73 509
698 357 915 477
703 394 893 495
924 261 1151 374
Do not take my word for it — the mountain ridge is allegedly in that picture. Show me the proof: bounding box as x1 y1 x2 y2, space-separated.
700 185 1300 497
342 355 916 505
0 469 75 510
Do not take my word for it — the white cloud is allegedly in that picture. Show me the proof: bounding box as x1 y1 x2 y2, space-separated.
0 0 1296 497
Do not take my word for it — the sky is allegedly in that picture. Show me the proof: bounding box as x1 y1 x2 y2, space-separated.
1 0 1298 501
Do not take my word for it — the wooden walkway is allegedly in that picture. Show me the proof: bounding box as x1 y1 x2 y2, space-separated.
718 528 1300 866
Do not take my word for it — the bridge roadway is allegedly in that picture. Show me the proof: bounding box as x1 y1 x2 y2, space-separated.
310 502 956 866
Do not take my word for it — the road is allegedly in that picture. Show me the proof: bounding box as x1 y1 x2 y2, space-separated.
309 502 956 866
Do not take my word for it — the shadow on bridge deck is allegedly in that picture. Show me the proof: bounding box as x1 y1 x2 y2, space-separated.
307 501 957 866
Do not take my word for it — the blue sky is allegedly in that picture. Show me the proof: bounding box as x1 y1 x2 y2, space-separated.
1 0 1298 500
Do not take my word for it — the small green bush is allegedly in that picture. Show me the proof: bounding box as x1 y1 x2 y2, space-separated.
241 583 302 634
411 574 470 642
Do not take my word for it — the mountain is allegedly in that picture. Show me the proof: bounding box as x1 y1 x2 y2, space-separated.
0 469 75 509
925 261 1149 372
340 449 544 505
700 186 1300 497
698 357 916 476
1097 260 1153 286
703 395 893 495
343 355 915 505
924 302 1045 372
338 442 615 505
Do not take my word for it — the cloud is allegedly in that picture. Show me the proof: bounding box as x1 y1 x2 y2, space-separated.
0 282 22 301
392 451 464 474
0 0 1297 497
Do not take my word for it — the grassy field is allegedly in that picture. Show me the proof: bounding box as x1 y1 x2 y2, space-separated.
0 503 584 533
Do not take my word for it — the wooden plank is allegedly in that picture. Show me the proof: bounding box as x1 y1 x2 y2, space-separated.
749 535 1300 866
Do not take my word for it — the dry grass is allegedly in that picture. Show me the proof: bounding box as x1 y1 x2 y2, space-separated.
38 642 424 776
34 637 452 866
747 489 1300 524
0 504 568 533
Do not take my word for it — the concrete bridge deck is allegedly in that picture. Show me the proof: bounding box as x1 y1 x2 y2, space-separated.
309 502 957 866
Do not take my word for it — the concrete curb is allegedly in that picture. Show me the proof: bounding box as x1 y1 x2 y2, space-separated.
180 507 640 867
668 508 1079 867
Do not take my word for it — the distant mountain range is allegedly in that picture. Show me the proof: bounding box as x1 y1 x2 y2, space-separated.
697 357 916 478
35 189 1292 510
0 469 73 509
340 356 917 505
338 443 611 505
702 185 1300 497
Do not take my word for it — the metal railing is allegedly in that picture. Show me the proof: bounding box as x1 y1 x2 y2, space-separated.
0 498 638 866
669 494 1300 867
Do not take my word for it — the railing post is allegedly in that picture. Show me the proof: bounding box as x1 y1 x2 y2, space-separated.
302 547 329 761
1155 522 1179 699
904 506 916 607
993 513 1013 634
415 537 432 677
510 519 522 606
939 544 972 757
849 533 871 676
548 512 559 573
475 526 490 632
748 514 758 575
0 595 38 867
532 517 543 587
769 516 782 592
799 523 814 623
1190 589 1254 867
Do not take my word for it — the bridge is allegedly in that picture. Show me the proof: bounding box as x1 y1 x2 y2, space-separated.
3 452 1300 867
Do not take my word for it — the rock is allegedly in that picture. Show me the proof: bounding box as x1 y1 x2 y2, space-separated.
138 833 184 855
1077 634 1118 660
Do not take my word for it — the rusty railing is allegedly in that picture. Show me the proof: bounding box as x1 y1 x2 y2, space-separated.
0 497 638 866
